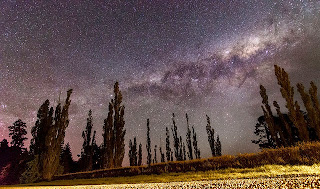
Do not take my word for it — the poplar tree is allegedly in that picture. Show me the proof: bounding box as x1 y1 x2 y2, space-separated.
29 89 73 181
260 85 281 146
101 82 126 168
274 65 309 141
128 137 137 166
171 113 182 161
153 145 157 164
146 119 152 165
185 114 193 160
206 115 216 156
102 102 113 168
165 127 171 161
215 135 222 156
192 126 201 159
179 136 183 161
128 139 133 166
133 137 137 166
159 146 165 163
138 143 142 166
80 110 96 171
182 142 186 161
297 83 320 139
310 82 320 118
273 101 294 145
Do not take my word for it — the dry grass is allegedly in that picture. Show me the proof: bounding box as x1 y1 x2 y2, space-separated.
7 163 320 187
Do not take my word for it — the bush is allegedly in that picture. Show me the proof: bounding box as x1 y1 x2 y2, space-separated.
20 156 40 184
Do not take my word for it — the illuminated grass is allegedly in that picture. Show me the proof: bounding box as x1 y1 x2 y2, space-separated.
7 163 320 187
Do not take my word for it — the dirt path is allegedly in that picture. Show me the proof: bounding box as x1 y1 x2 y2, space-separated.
4 175 320 189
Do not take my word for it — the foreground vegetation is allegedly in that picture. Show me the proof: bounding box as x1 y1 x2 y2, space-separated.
3 141 317 187
10 163 320 187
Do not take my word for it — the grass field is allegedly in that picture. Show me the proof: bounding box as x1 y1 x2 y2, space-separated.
6 163 320 187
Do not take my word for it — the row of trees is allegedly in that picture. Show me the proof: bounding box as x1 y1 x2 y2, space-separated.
253 65 320 148
1 82 223 184
140 113 222 166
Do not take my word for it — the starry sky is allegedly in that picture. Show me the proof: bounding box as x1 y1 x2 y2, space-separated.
1 0 320 165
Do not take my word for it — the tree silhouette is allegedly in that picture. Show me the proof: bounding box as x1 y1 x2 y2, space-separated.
185 114 193 160
274 65 309 141
80 110 96 171
182 142 186 161
205 115 215 156
146 119 152 166
101 82 126 168
165 127 171 162
192 126 201 159
215 135 222 156
28 89 73 181
92 142 101 170
260 85 281 146
0 139 9 149
138 143 142 166
171 113 182 161
60 143 74 174
256 65 320 149
30 99 52 157
159 145 165 163
8 119 27 149
252 116 275 149
153 145 157 164
297 82 320 139
128 137 137 166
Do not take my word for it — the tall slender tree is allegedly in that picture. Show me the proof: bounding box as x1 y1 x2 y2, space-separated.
274 65 309 141
138 143 142 166
29 89 73 181
80 110 96 171
273 101 294 145
159 146 165 163
153 145 158 164
205 115 215 156
192 126 201 159
101 82 126 168
179 136 183 161
133 137 137 166
146 119 152 165
128 139 133 166
8 119 27 149
185 114 193 160
215 135 222 156
260 85 281 146
310 82 320 118
297 83 320 139
171 113 182 161
128 137 138 166
182 142 186 161
165 127 171 162
102 101 113 168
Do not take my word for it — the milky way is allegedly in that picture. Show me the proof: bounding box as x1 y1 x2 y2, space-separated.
1 1 320 165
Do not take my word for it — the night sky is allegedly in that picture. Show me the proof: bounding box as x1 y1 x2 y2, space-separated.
1 1 320 165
